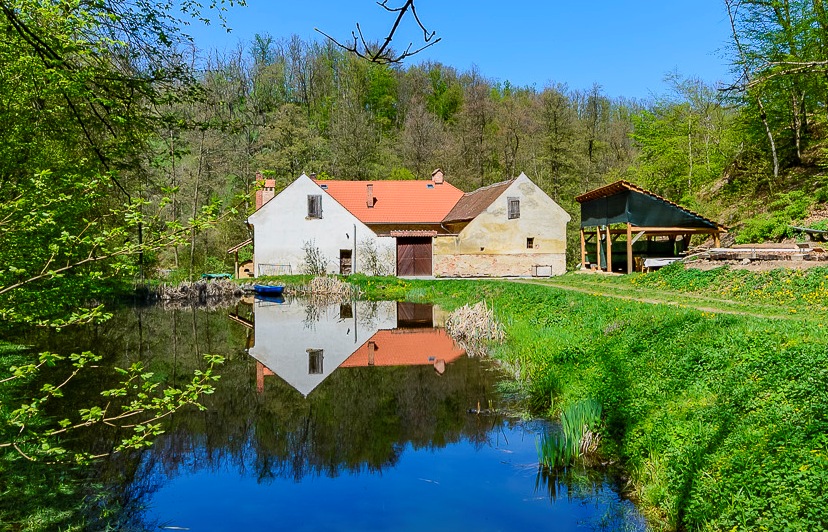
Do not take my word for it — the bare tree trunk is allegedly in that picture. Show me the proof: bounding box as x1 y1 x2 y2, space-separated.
189 132 205 281
726 0 779 186
688 114 693 190
170 129 179 269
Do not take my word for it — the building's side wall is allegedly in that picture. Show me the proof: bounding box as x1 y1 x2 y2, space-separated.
433 174 571 277
248 175 394 276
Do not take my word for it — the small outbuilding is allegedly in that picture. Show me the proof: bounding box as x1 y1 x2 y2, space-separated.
575 180 727 273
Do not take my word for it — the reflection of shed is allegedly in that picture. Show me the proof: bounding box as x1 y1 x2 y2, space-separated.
575 181 727 273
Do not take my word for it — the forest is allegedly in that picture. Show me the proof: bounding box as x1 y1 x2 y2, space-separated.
4 1 828 301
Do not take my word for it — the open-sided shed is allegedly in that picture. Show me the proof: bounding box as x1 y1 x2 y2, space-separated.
575 181 727 273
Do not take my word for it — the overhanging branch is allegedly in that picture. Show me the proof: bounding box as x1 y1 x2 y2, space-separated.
315 0 440 64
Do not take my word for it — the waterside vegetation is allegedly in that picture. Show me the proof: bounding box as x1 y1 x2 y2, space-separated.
338 269 828 531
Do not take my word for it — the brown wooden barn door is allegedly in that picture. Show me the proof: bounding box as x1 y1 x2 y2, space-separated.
396 237 432 276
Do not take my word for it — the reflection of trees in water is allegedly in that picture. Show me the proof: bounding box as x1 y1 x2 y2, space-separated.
185 355 506 483
534 466 646 531
113 354 508 490
25 302 515 523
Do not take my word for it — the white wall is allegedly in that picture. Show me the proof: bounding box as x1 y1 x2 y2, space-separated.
248 299 396 396
248 174 394 276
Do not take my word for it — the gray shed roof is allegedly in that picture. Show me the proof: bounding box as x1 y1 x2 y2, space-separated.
576 180 726 231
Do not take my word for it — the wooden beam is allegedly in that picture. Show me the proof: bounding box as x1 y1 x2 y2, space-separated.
596 227 601 271
606 226 612 272
631 230 646 245
603 228 719 236
714 232 721 247
630 226 721 233
580 228 586 268
626 223 633 274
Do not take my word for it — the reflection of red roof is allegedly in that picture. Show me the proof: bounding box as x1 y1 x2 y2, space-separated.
340 328 465 367
315 180 464 224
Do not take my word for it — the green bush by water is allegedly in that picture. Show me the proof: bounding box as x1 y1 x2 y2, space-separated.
355 274 828 531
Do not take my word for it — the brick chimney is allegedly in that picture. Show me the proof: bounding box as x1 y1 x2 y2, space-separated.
254 172 276 210
366 183 375 208
431 168 444 185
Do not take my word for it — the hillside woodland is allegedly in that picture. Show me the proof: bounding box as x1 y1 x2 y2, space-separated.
5 1 828 305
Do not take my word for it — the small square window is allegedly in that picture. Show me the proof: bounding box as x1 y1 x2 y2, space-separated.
308 195 322 218
426 184 434 189
527 237 534 249
320 184 328 190
508 197 520 219
308 349 323 374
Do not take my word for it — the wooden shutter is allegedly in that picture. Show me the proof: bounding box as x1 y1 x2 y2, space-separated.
308 195 322 218
508 197 520 219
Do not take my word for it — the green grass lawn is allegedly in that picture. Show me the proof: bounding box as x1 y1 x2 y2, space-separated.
346 269 828 531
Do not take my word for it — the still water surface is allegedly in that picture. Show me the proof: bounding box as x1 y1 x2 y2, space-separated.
29 297 646 530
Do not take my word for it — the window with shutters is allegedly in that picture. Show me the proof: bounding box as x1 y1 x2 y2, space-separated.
307 349 323 374
307 195 322 218
508 197 520 219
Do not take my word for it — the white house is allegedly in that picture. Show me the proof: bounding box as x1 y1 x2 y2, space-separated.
242 170 570 277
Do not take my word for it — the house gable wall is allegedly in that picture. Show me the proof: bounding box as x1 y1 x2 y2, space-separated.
248 174 395 276
433 173 571 277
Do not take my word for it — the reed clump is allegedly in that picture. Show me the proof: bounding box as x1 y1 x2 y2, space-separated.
537 398 603 470
156 279 241 301
445 301 505 357
289 275 361 303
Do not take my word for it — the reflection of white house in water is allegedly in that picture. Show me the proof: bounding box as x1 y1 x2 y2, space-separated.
243 300 465 397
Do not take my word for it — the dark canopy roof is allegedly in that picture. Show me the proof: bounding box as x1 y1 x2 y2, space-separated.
575 181 726 231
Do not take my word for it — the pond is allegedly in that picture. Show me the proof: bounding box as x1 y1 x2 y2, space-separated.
22 297 646 531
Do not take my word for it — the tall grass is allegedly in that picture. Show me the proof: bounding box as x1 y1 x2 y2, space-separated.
537 398 602 469
352 274 828 530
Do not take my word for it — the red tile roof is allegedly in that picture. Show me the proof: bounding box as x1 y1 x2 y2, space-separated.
339 328 466 367
315 179 465 224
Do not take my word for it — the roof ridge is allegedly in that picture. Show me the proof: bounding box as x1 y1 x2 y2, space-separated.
313 178 441 183
464 178 515 196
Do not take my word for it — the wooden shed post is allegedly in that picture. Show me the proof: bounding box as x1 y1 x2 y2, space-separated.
626 223 633 274
596 227 601 270
714 232 721 248
580 228 586 268
605 226 612 272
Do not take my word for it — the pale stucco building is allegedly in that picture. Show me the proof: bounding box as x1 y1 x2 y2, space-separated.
242 170 570 278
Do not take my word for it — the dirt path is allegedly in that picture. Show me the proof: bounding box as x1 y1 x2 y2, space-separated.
510 278 805 321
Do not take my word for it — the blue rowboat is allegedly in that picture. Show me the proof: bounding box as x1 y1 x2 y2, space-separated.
255 294 285 304
253 284 284 296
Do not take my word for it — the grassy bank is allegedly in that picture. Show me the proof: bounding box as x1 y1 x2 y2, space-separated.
344 272 828 531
